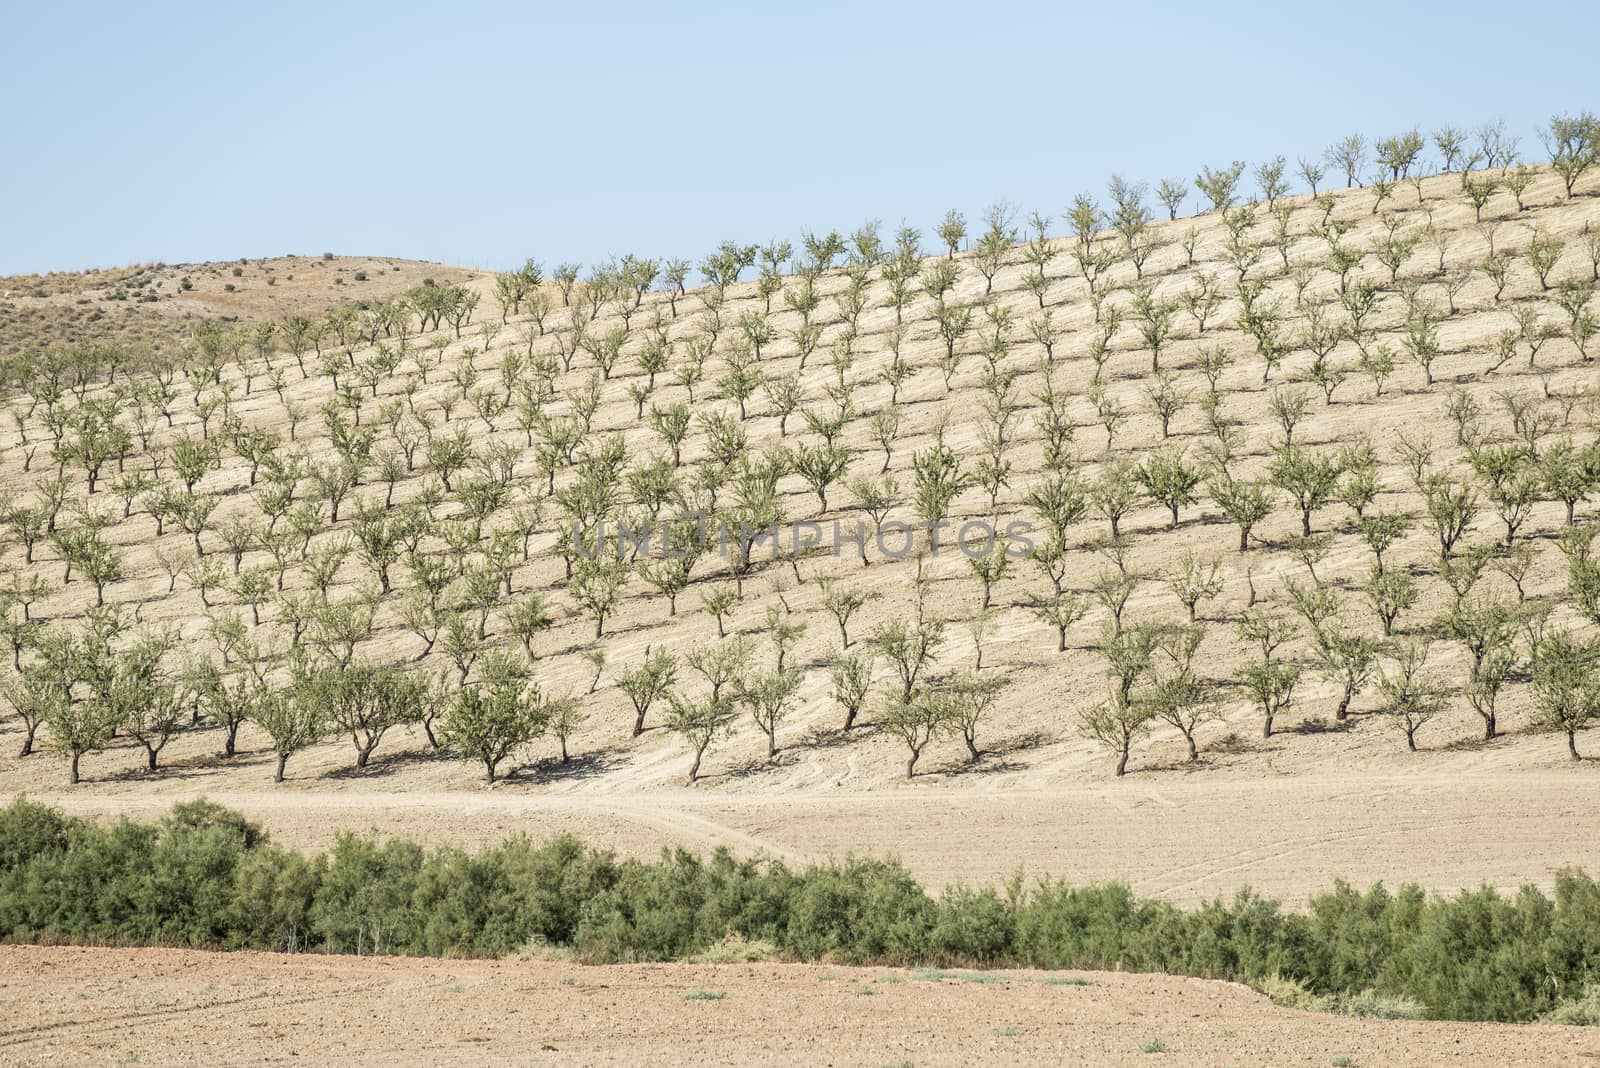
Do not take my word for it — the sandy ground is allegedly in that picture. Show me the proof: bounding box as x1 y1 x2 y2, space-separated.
0 946 1593 1067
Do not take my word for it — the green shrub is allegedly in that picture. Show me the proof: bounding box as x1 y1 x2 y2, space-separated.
0 800 1596 1023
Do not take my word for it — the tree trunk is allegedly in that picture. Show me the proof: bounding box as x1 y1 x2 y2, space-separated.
688 748 704 783
1185 732 1198 762
1483 713 1496 741
1262 715 1274 739
485 759 498 783
146 746 158 772
225 723 239 757
965 734 980 762
1115 746 1128 776
766 727 777 759
70 750 81 785
633 709 647 737
1238 527 1250 552
356 743 372 768
19 724 35 757
1056 627 1067 652
1335 688 1352 721
1406 727 1418 752
843 707 858 731
275 753 288 783
1570 730 1582 762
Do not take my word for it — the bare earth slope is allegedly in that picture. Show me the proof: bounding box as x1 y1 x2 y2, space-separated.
3 168 1600 908
1 946 1593 1067
0 256 479 355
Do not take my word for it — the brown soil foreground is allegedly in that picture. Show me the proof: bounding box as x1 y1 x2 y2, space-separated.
0 946 1592 1067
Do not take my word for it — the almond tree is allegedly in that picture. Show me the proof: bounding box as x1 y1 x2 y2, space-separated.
441 661 550 783
1375 639 1446 751
620 646 677 737
875 595 945 702
1254 155 1289 207
831 651 874 731
1310 618 1378 721
740 665 801 760
1237 656 1300 739
1135 447 1202 528
1270 446 1343 536
940 672 1006 762
937 209 967 258
1148 623 1216 762
792 441 850 514
1326 134 1367 188
1195 161 1246 212
818 578 874 649
1165 550 1223 621
665 690 737 783
570 554 629 638
1156 177 1188 220
251 684 323 783
1441 592 1518 739
1 665 61 757
113 638 187 772
972 202 1017 294
299 661 427 769
1363 566 1417 637
1545 111 1600 198
880 687 947 778
42 682 116 785
190 657 253 757
1031 589 1087 652
1532 628 1600 760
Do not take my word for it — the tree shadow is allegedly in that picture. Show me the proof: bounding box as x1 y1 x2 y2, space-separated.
318 744 453 781
1284 716 1354 736
723 752 797 780
1439 729 1521 752
797 724 871 750
523 742 631 782
936 730 1053 776
100 749 258 783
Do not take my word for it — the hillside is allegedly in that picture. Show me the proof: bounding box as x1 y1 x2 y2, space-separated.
4 162 1600 902
0 255 480 356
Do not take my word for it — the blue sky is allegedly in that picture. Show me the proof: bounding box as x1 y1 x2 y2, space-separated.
2 1 1594 276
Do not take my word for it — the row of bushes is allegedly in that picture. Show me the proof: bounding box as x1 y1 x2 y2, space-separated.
1 797 1596 1023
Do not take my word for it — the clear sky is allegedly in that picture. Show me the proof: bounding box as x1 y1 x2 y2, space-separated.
2 0 1594 276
